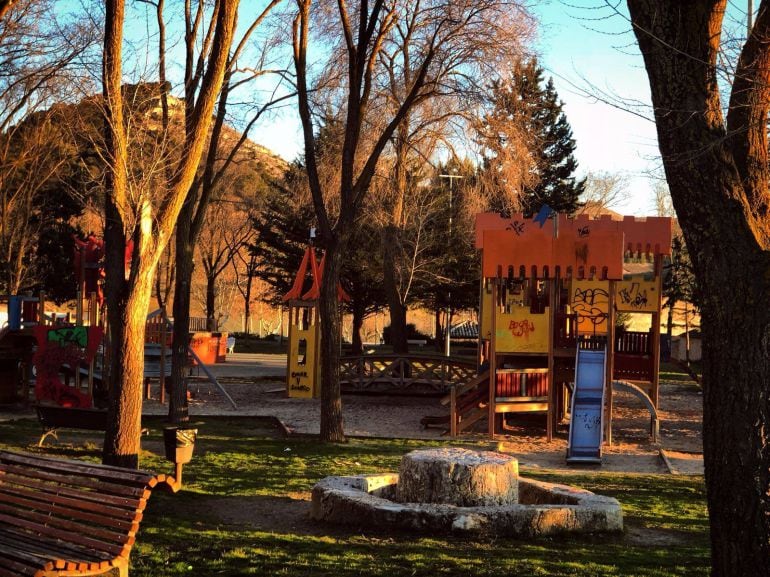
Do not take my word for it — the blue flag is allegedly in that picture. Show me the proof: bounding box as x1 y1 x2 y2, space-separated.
534 204 554 228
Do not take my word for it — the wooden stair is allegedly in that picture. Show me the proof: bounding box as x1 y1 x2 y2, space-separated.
441 371 490 437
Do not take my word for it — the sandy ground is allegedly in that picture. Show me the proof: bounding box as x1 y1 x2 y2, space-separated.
144 353 704 475
2 353 704 475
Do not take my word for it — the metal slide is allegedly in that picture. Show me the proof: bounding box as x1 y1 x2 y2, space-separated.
567 348 607 464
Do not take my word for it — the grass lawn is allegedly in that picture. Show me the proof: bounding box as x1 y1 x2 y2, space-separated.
0 417 709 576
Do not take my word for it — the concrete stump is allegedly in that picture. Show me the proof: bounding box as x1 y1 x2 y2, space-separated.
396 448 518 506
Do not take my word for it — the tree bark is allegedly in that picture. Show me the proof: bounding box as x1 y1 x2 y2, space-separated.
169 212 194 424
319 236 345 442
628 2 770 574
350 300 365 355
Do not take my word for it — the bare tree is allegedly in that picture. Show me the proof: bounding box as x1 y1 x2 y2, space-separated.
577 170 630 216
293 0 533 441
167 0 286 424
101 0 238 467
627 1 770 574
195 198 256 330
0 0 98 295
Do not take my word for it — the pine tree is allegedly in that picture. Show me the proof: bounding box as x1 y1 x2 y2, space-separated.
480 59 584 216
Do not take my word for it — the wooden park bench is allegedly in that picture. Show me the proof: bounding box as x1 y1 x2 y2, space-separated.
0 450 179 577
34 405 109 447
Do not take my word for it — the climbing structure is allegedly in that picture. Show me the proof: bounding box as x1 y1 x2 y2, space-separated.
283 246 348 398
474 211 673 444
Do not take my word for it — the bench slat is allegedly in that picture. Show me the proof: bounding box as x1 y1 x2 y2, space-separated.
0 463 149 499
0 471 147 509
0 493 139 534
0 528 113 569
0 542 49 572
0 502 135 546
0 452 156 487
0 484 143 522
0 541 52 567
0 558 40 577
0 515 127 558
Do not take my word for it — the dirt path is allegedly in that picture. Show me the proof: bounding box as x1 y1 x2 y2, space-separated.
139 368 703 475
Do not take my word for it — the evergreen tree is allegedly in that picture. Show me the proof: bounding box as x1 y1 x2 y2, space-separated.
480 59 584 216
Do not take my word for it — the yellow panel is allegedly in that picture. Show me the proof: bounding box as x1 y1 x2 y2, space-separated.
615 279 659 313
570 280 609 334
495 306 550 353
288 324 320 398
480 282 494 340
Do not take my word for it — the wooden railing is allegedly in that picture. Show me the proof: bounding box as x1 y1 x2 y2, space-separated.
616 330 652 355
339 354 477 393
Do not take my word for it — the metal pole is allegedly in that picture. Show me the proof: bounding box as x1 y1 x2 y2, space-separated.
749 0 754 36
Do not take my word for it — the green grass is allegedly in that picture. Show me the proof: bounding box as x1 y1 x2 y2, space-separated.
0 416 710 576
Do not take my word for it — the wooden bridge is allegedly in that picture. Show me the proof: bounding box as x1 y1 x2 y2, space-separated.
339 354 477 394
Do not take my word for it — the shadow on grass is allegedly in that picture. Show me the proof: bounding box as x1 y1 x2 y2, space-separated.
0 415 710 577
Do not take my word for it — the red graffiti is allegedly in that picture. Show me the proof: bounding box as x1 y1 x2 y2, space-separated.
508 320 535 339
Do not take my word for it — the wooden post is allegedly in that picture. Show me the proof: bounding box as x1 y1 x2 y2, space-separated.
488 279 498 439
37 291 45 324
160 311 168 404
450 385 458 437
605 281 616 446
88 292 98 400
547 275 557 442
651 256 663 408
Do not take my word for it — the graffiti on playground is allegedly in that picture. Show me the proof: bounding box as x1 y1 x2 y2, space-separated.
615 279 658 313
618 283 648 309
508 319 535 339
506 220 525 236
571 282 609 332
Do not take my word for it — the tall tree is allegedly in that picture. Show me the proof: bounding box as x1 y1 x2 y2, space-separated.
627 1 770 574
167 0 284 424
101 0 238 467
372 3 530 355
479 59 584 216
293 0 533 442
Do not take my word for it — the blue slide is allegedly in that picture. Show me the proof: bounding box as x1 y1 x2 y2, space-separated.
567 348 607 464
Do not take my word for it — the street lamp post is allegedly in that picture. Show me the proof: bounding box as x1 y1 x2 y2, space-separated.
438 172 463 357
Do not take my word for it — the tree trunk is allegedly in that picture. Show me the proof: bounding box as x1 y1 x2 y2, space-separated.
205 273 216 331
628 2 770 574
243 271 253 334
382 226 409 354
102 273 153 468
350 302 364 355
318 237 345 442
169 213 194 424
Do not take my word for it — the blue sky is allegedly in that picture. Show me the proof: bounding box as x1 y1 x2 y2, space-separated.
532 1 659 215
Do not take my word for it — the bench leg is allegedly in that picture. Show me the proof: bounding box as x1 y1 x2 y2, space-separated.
113 558 129 577
38 428 58 447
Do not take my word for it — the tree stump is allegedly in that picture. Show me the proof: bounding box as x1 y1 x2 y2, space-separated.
396 448 518 506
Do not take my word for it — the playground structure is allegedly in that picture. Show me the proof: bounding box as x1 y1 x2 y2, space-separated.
0 235 236 410
450 211 672 460
283 246 349 398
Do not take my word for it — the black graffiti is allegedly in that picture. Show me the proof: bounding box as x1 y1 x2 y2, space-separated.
572 287 609 327
506 221 525 235
578 226 590 238
618 283 649 309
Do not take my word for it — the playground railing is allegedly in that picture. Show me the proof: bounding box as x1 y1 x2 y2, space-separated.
339 354 477 394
